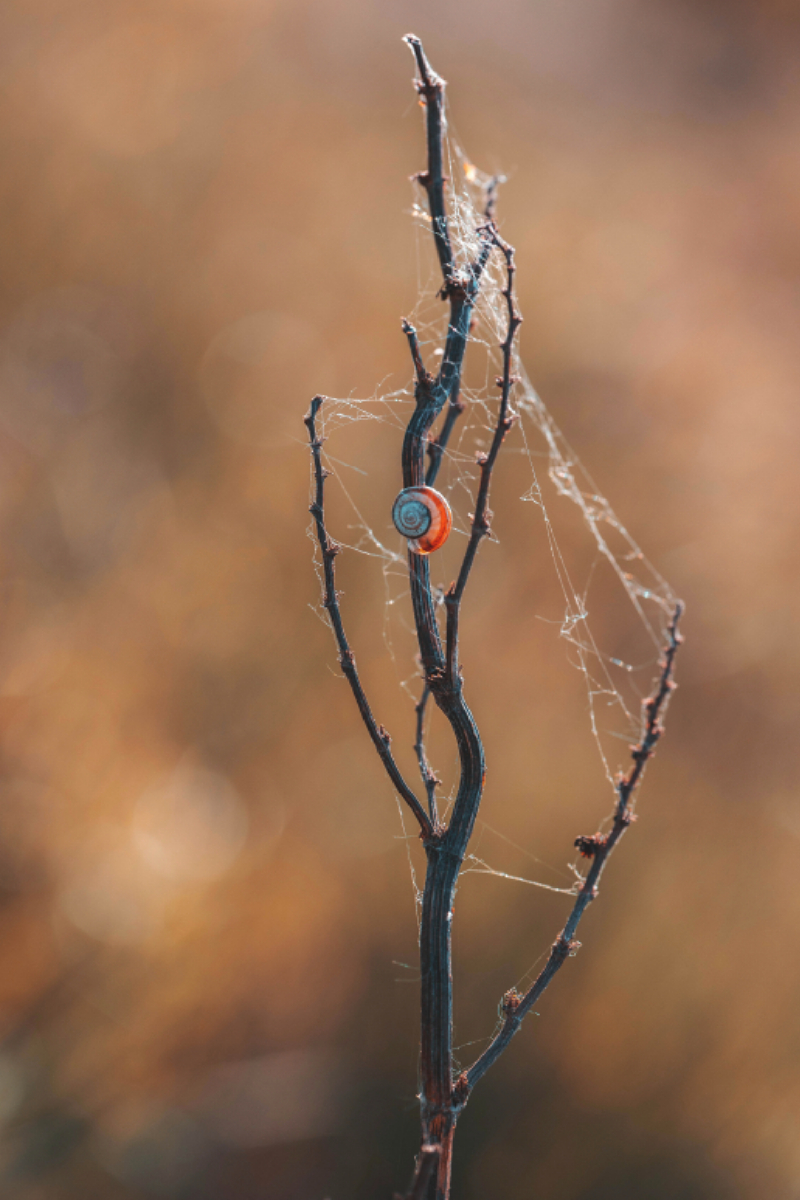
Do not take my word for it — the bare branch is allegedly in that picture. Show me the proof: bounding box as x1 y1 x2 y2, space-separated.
483 173 506 223
307 37 684 1198
402 318 432 389
399 41 502 1170
400 234 493 491
414 683 439 824
434 232 493 405
404 34 453 288
463 604 684 1093
422 176 504 489
445 228 521 691
425 382 464 488
305 396 433 840
417 175 507 504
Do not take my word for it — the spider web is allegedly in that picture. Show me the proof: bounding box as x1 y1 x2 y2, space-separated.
308 117 679 915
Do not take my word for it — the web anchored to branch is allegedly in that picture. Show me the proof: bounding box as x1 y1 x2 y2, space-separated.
306 34 683 1200
311 163 678 799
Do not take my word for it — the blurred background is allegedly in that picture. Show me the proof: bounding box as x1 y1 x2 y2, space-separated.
0 0 799 1196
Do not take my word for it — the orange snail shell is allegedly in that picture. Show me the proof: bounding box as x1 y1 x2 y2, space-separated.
392 486 452 554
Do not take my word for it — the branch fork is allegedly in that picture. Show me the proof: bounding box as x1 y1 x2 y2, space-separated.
306 39 684 1200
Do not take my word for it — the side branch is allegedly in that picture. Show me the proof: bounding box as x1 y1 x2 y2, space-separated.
415 176 502 489
464 604 684 1093
414 683 439 824
403 319 432 389
421 174 503 488
401 227 492 495
445 229 521 690
425 383 464 487
305 396 433 840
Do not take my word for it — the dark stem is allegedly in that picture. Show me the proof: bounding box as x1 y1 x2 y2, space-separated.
402 35 522 1200
425 383 465 488
397 1144 441 1200
420 168 505 495
404 35 454 287
307 37 683 1200
463 603 684 1094
483 173 505 223
305 397 433 840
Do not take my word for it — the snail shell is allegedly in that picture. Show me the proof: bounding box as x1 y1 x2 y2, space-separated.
392 486 452 555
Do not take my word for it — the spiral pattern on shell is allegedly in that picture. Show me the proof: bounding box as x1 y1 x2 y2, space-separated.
392 487 452 554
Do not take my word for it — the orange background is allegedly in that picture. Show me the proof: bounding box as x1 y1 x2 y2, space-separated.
0 1 798 1197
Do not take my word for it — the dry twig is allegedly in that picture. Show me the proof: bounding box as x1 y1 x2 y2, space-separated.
306 35 683 1200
